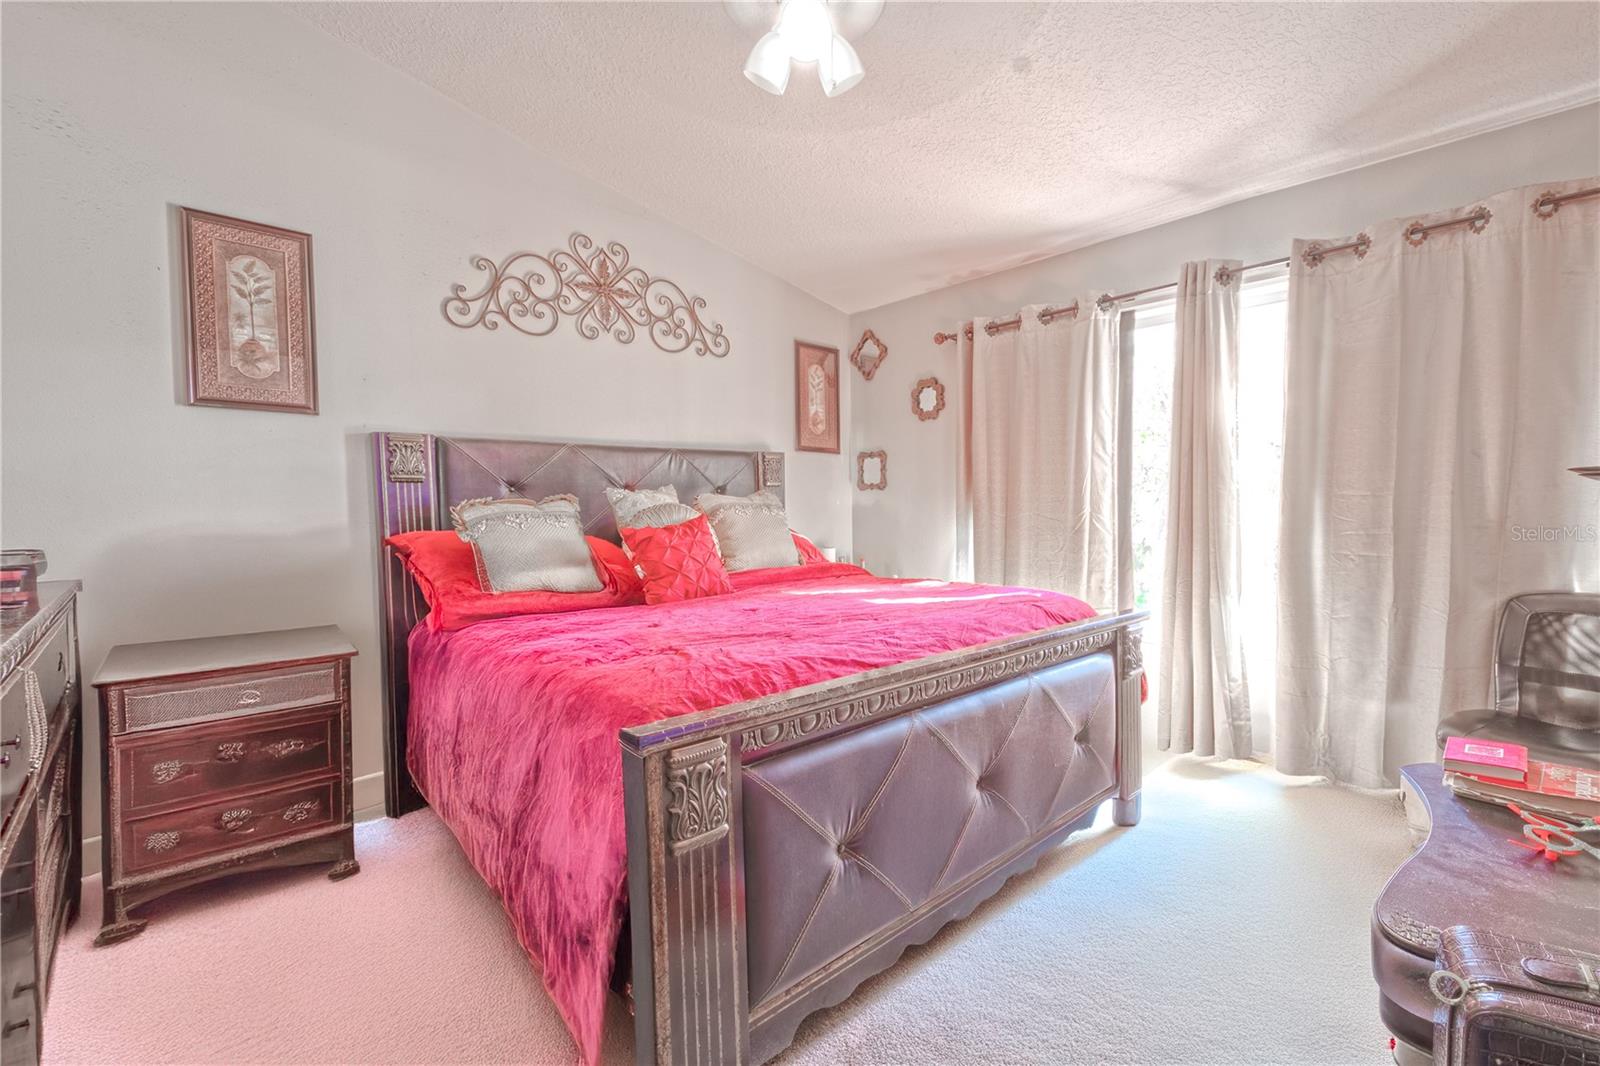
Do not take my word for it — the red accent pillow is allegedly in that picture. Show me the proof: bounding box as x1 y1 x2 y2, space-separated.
618 516 734 605
386 531 642 631
792 531 827 564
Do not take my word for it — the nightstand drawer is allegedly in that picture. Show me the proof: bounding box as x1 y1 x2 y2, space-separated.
117 706 341 814
119 776 341 877
117 662 339 734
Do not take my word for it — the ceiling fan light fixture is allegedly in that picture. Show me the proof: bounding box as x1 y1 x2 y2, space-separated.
819 33 864 97
744 30 791 95
774 0 834 63
741 0 869 97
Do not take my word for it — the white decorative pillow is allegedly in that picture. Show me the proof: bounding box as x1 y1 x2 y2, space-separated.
605 485 680 529
693 490 800 572
449 495 603 594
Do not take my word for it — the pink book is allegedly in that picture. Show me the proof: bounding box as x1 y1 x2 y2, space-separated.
1442 736 1528 783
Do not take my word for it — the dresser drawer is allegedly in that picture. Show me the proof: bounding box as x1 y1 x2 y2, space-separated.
119 776 341 877
115 662 340 734
117 706 341 814
0 615 72 810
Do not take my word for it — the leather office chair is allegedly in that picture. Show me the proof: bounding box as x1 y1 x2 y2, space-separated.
1437 592 1600 770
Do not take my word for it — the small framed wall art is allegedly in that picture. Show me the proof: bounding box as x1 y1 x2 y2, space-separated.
181 207 318 413
795 340 841 453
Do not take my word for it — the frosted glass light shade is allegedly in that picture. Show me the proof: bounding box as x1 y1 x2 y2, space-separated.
819 34 864 97
744 31 791 95
775 0 833 62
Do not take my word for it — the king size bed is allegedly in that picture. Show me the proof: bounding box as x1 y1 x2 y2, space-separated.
372 431 1146 1066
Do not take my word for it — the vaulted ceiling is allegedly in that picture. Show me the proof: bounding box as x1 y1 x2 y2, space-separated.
294 2 1600 313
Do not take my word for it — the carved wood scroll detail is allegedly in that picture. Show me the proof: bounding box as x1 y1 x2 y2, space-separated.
1123 628 1144 680
144 831 180 852
740 631 1115 752
385 435 427 482
666 739 730 854
442 233 730 357
759 452 785 490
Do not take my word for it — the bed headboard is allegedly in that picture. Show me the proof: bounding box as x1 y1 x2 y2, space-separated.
372 431 786 816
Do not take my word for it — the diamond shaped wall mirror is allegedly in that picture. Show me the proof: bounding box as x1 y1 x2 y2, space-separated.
850 329 887 380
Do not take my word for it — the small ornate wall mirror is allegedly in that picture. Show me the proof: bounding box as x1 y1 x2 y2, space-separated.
857 450 888 491
911 377 945 421
850 330 887 380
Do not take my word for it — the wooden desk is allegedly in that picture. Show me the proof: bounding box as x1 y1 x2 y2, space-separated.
1372 764 1600 1061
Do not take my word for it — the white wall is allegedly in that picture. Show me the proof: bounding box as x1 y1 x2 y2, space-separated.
847 103 1600 580
1 3 853 846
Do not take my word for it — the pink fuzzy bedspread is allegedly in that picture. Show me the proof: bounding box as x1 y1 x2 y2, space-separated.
405 563 1096 1064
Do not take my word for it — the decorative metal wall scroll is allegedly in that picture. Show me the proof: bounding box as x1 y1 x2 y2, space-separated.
442 233 730 357
850 329 887 379
911 377 945 421
856 450 887 491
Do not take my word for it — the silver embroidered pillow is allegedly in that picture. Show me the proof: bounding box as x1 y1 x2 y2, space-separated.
693 490 799 572
605 485 680 530
449 495 603 594
623 501 700 530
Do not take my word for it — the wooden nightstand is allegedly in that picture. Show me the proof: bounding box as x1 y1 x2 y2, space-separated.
91 626 358 946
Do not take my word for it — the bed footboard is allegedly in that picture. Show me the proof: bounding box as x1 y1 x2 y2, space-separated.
620 610 1146 1066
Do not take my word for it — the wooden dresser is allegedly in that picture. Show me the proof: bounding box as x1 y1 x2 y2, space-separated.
1 581 83 1066
92 625 358 946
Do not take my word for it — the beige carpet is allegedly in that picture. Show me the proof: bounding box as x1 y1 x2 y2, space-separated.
45 757 1410 1065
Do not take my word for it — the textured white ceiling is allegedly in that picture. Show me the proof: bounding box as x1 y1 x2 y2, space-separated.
293 2 1599 313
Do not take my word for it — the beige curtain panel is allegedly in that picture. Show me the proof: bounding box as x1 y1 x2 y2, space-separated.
1159 260 1252 758
970 302 1126 609
1276 178 1600 787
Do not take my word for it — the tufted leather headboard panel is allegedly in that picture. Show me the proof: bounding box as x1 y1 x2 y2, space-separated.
372 432 784 816
433 436 781 544
739 651 1117 1009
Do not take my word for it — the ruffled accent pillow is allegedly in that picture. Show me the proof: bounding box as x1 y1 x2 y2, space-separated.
693 489 800 572
605 485 680 529
618 515 734 605
450 495 603 594
386 531 640 630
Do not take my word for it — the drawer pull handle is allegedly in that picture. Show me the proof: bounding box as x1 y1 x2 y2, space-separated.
282 799 319 823
0 735 19 748
264 739 308 759
152 760 183 784
12 981 35 998
218 808 254 832
216 741 245 763
2 1018 29 1036
237 689 263 706
144 830 181 852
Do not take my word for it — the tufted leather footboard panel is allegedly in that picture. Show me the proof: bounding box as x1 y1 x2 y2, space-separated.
740 651 1117 1010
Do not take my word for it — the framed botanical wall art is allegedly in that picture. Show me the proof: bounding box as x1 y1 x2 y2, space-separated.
794 340 840 453
181 207 318 413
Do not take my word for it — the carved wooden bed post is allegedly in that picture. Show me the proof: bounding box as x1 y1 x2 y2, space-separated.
622 736 750 1065
1114 622 1144 826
